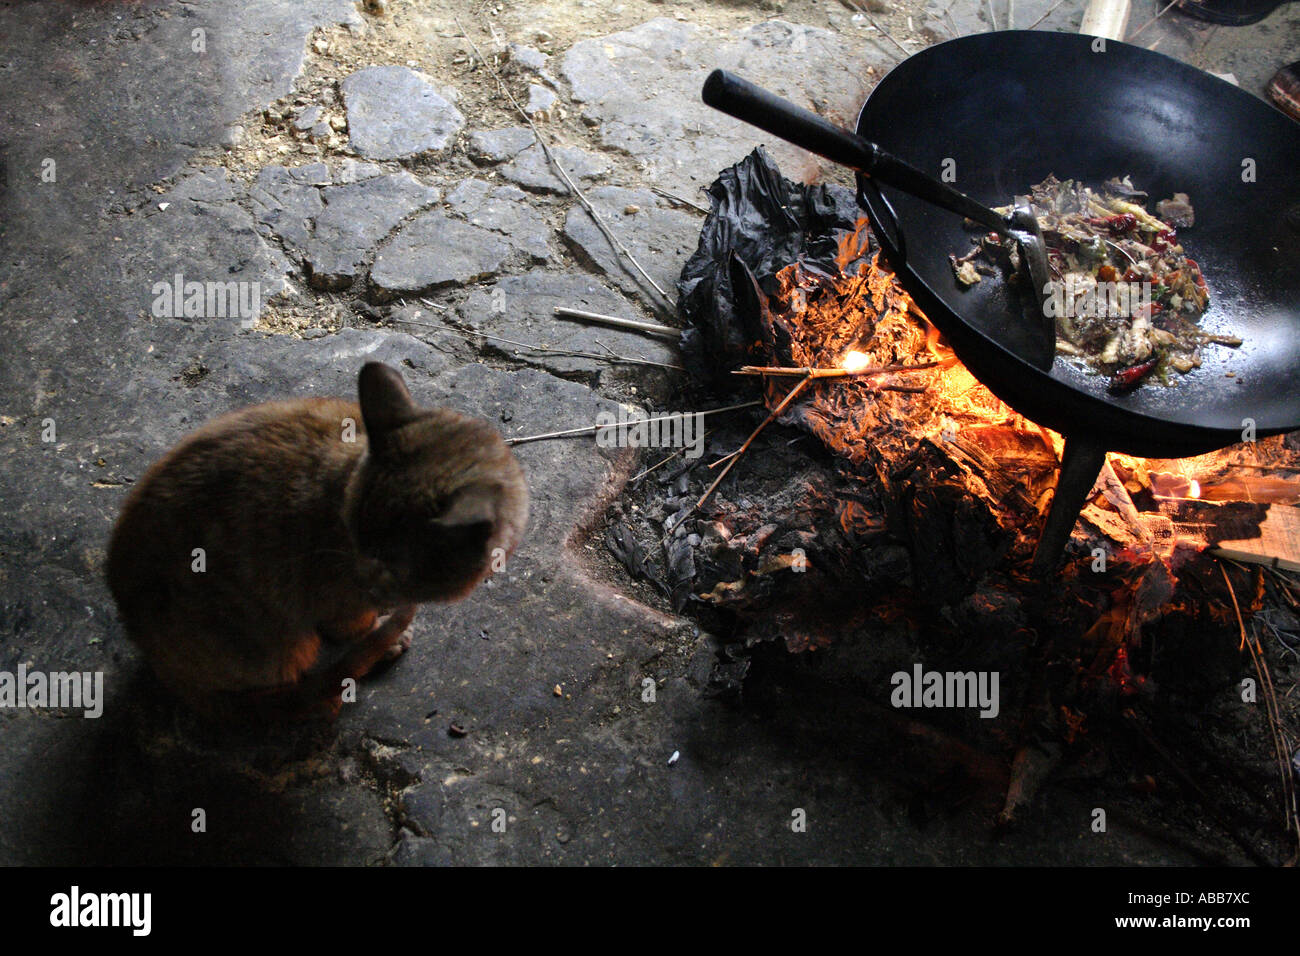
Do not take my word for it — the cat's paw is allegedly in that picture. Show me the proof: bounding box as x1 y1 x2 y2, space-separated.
382 604 418 633
382 630 412 662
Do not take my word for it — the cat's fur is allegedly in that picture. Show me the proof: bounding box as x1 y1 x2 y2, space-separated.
106 362 528 719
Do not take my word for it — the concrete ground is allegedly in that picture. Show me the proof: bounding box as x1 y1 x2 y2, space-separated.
0 0 1296 865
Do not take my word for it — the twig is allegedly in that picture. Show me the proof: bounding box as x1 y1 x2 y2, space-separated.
1129 0 1181 40
695 373 814 510
708 449 740 470
630 448 687 483
1026 0 1069 30
733 360 938 379
453 17 674 312
505 400 761 446
986 0 997 31
553 307 680 340
1226 463 1300 474
883 383 930 394
650 186 709 214
1219 562 1300 858
390 315 682 371
1191 24 1220 70
863 11 912 58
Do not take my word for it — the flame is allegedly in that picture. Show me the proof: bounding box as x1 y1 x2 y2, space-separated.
841 350 871 372
1187 478 1201 499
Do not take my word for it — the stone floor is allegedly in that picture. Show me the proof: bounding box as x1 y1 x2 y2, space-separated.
0 0 1296 865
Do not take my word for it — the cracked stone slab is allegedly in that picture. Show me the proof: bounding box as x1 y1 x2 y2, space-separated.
562 18 888 194
306 171 441 289
467 127 537 163
444 179 552 261
116 167 291 323
250 164 440 289
249 164 330 251
524 84 558 117
561 186 700 304
342 65 464 160
466 129 608 194
501 144 611 195
370 212 514 296
452 270 678 382
369 180 552 296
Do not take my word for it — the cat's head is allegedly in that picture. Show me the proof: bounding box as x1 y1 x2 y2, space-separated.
342 362 529 605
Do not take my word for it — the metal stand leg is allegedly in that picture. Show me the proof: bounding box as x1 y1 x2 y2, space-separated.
1031 436 1108 575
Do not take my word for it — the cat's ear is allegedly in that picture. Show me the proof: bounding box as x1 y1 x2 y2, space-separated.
358 362 420 453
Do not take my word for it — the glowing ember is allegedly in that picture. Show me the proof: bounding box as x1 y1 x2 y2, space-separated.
1188 478 1202 499
841 350 872 373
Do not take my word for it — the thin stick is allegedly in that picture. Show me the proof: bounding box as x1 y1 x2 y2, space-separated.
1191 24 1220 70
1229 462 1300 474
1128 0 1180 40
1026 0 1069 30
630 448 686 483
553 307 680 340
650 186 708 214
733 360 938 379
505 400 761 446
695 374 814 510
390 316 682 371
453 18 674 310
863 11 911 58
708 449 740 470
883 383 930 394
986 0 998 31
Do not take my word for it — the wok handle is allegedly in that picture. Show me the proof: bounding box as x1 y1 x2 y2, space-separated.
702 69 1006 234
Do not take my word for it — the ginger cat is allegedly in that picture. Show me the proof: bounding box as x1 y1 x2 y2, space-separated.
106 362 528 720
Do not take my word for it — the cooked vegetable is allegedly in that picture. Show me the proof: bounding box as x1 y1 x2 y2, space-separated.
952 174 1240 388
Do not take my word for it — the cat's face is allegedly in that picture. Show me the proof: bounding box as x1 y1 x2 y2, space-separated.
342 363 528 606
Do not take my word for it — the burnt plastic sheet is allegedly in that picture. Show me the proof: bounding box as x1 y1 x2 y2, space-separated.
676 147 863 388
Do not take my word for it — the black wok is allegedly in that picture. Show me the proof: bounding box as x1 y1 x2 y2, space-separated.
704 30 1300 570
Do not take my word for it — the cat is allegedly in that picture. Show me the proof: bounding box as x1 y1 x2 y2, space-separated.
106 361 529 720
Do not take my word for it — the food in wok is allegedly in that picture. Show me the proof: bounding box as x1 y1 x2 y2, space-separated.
951 175 1241 392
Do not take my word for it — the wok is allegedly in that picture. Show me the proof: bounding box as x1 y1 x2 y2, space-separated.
703 30 1300 570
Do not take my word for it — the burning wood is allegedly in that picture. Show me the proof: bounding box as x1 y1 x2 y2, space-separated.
609 149 1300 856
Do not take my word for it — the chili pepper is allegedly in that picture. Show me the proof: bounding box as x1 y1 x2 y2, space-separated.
1087 213 1137 236
1108 354 1160 394
1151 229 1177 251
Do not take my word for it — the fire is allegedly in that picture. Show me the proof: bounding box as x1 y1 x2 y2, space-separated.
841 350 871 373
